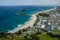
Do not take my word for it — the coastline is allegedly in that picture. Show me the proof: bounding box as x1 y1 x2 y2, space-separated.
7 7 56 33
8 14 37 33
35 7 56 15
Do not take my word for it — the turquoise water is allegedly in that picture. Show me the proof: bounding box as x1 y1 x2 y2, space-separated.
0 6 55 32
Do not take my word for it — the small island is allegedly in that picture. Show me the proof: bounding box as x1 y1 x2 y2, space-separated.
16 9 31 16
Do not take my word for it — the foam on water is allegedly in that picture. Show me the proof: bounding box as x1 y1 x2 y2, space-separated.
8 16 32 33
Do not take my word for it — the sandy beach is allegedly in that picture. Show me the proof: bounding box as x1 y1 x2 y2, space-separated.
8 7 56 33
8 14 37 33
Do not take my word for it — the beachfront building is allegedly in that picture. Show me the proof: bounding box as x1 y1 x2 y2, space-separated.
34 15 47 32
48 7 60 31
37 11 60 32
45 22 53 32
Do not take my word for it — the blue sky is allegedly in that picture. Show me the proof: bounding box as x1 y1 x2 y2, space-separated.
0 0 60 6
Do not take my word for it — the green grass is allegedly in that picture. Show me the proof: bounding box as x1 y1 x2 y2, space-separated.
53 30 60 35
37 34 58 40
0 38 8 40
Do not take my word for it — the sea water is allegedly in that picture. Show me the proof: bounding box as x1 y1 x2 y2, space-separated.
0 6 55 32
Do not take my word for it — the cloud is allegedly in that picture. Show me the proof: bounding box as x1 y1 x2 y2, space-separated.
0 0 60 6
25 0 60 6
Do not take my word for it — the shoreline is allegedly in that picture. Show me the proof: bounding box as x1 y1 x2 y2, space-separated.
35 7 56 15
7 7 56 33
8 14 37 33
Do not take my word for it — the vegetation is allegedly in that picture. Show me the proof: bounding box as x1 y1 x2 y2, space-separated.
53 30 60 35
33 13 49 26
0 31 60 40
33 16 39 26
38 13 50 17
58 22 60 26
37 33 58 40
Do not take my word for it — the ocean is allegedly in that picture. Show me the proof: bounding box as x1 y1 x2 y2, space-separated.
0 6 55 32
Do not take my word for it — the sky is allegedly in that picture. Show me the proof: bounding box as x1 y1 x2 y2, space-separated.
0 0 60 6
